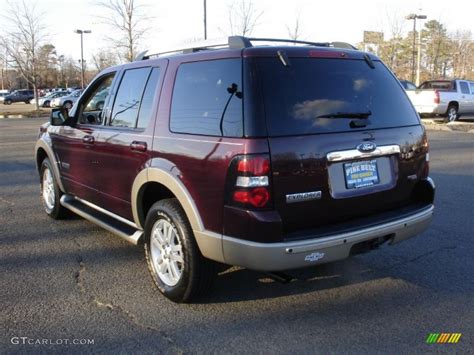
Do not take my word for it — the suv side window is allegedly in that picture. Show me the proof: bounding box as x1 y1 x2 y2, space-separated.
109 67 151 128
137 67 161 129
459 81 470 94
470 82 474 94
79 73 115 125
170 59 243 137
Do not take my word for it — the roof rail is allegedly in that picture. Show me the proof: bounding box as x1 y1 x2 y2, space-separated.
134 36 357 61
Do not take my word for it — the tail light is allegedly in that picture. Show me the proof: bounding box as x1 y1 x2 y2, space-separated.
226 154 272 209
433 90 440 104
421 153 430 179
420 135 430 179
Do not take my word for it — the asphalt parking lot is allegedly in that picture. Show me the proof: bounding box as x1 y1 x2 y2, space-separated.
1 117 473 353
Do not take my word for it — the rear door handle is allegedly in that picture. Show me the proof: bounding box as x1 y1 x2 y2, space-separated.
82 135 94 144
130 141 147 152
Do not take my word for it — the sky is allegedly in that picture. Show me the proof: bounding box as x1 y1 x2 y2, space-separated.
1 0 473 64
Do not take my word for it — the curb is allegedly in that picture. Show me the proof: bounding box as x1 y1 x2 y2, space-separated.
0 114 49 119
422 119 474 133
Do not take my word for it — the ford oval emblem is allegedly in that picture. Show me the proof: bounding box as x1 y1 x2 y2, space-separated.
357 142 377 153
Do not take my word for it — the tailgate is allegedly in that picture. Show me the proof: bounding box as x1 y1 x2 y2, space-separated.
268 126 428 236
409 90 437 106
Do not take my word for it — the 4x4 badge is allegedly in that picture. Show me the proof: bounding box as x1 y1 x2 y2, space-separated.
357 142 377 153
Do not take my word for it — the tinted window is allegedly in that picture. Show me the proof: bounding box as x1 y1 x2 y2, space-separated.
110 67 151 128
170 59 243 137
256 58 419 136
470 83 474 94
137 68 160 129
459 81 470 94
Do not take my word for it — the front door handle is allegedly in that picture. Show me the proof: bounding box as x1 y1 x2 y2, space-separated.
130 141 147 152
82 135 94 144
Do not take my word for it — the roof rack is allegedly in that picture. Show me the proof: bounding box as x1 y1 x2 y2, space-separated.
134 36 357 61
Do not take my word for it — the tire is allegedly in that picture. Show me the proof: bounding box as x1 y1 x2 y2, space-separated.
4 99 12 105
40 158 67 219
64 101 72 110
444 104 458 123
43 100 50 107
144 198 215 303
25 100 30 104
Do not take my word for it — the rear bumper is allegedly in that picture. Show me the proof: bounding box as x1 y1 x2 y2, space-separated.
414 103 447 115
220 204 434 271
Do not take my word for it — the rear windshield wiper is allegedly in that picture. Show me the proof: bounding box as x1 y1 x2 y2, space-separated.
315 111 372 119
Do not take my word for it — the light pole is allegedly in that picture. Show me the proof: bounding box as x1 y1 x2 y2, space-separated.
405 13 426 84
203 0 207 40
74 29 91 89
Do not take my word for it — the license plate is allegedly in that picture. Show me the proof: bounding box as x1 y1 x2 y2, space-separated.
344 160 380 189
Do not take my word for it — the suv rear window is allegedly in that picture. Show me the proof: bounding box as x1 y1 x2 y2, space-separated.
419 81 454 90
170 59 243 137
256 58 419 136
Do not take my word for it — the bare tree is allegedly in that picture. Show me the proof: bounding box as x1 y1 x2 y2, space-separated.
91 49 119 72
228 0 263 36
61 57 81 89
286 13 303 41
0 41 8 91
1 0 47 110
96 0 151 62
449 30 474 79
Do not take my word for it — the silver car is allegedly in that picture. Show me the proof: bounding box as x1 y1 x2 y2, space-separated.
50 89 83 109
31 91 69 107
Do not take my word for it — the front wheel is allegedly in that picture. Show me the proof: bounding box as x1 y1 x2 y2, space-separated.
40 158 67 219
144 199 216 303
4 99 12 105
444 104 458 123
63 101 72 110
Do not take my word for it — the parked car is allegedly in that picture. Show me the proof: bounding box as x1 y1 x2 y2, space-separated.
3 90 34 105
67 86 82 93
35 36 435 303
86 88 108 111
399 79 417 90
406 79 474 122
30 91 69 107
0 90 11 103
50 90 82 109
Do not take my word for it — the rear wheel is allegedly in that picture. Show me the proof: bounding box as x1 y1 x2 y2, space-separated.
144 199 215 303
43 100 50 107
4 99 12 105
40 158 67 219
445 104 458 123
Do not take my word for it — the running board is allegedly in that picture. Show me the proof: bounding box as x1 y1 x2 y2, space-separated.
60 195 143 245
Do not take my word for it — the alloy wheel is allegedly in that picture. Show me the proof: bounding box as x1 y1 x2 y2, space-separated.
150 218 184 286
42 167 55 211
447 107 457 122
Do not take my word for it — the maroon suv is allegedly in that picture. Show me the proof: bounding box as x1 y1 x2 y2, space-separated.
35 36 435 303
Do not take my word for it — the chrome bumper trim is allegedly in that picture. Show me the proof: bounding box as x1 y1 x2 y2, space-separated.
327 144 400 162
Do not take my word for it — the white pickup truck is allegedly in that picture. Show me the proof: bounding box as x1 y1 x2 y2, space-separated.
406 79 474 122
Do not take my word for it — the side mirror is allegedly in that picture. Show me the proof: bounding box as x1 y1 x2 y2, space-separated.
50 107 69 126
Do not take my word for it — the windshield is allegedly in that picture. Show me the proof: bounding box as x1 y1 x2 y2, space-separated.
255 58 419 136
